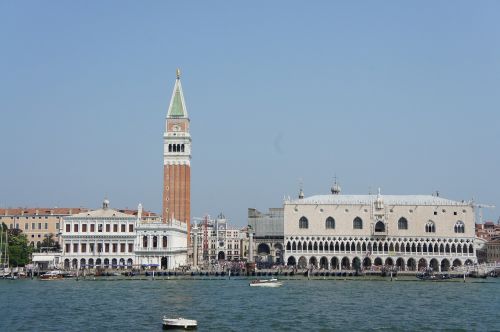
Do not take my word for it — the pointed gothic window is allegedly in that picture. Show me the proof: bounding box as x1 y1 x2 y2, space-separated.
454 221 465 233
299 216 308 229
325 217 335 229
353 217 363 229
425 221 435 233
398 217 408 230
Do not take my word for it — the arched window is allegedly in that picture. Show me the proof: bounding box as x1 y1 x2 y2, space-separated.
153 236 158 248
142 236 148 248
454 221 465 233
353 217 363 229
299 216 308 229
181 144 185 152
425 221 435 233
398 217 408 230
168 144 172 152
325 217 335 229
163 236 168 248
375 221 385 232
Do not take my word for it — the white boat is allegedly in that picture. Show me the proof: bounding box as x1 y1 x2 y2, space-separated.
40 270 63 280
162 317 197 330
249 278 283 287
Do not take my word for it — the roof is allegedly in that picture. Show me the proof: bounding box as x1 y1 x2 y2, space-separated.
167 76 188 118
0 208 156 217
286 194 471 206
66 208 134 219
0 208 88 216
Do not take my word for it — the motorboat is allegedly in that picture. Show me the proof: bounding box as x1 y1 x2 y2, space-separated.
249 278 283 287
162 317 197 330
40 271 63 280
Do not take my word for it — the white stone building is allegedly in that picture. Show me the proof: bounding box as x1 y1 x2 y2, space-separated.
60 200 188 270
134 207 188 269
284 185 477 272
61 199 136 270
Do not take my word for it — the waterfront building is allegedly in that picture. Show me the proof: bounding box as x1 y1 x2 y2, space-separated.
191 214 245 266
60 199 137 269
135 204 188 269
0 207 87 246
247 208 284 265
163 69 191 239
485 238 500 263
283 183 477 272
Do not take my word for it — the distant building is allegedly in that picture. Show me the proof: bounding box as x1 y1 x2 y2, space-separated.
486 239 500 263
247 208 284 265
191 214 245 266
283 184 477 272
0 207 88 247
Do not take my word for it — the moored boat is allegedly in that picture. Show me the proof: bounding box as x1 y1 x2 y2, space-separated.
40 271 63 280
249 278 283 287
162 317 197 330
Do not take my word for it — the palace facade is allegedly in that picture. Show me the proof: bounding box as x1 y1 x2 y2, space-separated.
284 185 477 272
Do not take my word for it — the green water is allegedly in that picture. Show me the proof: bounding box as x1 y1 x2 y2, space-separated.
0 278 498 331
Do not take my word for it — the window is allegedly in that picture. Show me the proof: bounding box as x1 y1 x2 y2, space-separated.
90 243 94 253
73 243 78 253
32 223 36 230
98 243 103 253
163 236 168 248
325 217 335 229
106 224 110 232
353 217 363 229
38 223 42 230
98 224 103 232
299 217 308 229
121 224 125 232
425 221 436 233
129 224 134 232
112 244 117 252
81 243 87 253
82 224 87 232
128 243 133 252
105 243 110 252
375 221 385 232
55 223 59 230
113 224 118 232
143 236 148 248
66 224 70 232
120 243 125 252
454 221 465 233
24 223 28 230
44 223 48 230
65 244 71 253
153 236 158 248
74 224 79 232
90 224 95 232
398 217 408 230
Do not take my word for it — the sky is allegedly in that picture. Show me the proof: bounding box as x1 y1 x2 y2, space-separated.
1 1 499 226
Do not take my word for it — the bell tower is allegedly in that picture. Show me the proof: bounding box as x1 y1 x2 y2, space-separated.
162 69 191 236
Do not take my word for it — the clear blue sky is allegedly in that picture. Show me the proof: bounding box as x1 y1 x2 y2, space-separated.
1 1 499 226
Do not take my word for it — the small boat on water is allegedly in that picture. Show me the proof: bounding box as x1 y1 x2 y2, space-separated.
249 278 283 287
162 317 197 330
40 271 63 280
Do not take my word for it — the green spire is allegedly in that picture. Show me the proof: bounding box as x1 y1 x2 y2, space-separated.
167 69 188 118
170 87 185 117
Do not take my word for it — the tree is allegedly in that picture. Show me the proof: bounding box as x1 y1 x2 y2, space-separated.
39 233 60 251
7 228 32 267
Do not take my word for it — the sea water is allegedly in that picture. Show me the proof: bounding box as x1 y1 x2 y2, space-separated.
0 278 498 331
